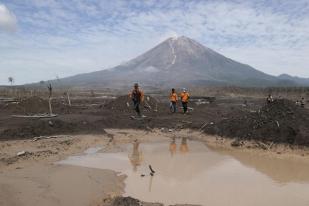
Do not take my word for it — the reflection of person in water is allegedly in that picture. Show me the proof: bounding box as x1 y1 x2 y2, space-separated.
128 139 143 172
179 137 189 154
169 137 177 156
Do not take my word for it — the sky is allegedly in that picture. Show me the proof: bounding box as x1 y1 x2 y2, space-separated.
0 0 309 85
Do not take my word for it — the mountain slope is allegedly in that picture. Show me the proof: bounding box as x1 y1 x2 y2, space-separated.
48 36 292 88
278 74 309 86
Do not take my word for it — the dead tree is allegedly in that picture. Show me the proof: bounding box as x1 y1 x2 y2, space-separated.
8 77 14 96
48 83 53 115
8 77 14 85
65 91 71 106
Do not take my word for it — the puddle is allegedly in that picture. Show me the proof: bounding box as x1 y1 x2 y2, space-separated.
58 138 309 206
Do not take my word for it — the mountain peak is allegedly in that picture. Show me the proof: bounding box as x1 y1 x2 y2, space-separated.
166 35 193 42
57 36 279 88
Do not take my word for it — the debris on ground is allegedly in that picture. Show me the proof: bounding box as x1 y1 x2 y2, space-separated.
102 196 200 206
110 196 142 206
17 151 29 156
32 135 59 142
231 139 242 147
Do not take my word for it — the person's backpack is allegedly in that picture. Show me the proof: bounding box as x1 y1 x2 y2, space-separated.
132 90 141 102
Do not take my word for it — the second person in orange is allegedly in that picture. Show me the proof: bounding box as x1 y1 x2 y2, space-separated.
180 88 190 114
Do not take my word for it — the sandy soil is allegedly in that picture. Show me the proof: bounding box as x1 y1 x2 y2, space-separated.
0 134 125 206
1 129 309 206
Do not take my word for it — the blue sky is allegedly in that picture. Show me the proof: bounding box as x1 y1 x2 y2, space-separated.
0 0 309 85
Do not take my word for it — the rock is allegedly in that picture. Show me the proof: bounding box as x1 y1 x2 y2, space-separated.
17 151 27 156
111 196 140 206
231 140 241 147
161 128 168 133
48 121 53 127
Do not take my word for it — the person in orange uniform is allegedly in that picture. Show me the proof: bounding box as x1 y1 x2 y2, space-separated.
169 88 178 113
180 88 190 114
129 83 144 117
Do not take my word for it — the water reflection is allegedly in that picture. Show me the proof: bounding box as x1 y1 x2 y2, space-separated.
58 139 309 206
180 137 189 154
208 145 309 184
169 137 177 156
149 175 154 192
128 140 143 172
169 137 189 156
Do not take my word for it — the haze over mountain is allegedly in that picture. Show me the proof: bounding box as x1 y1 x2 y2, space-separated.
277 74 309 86
44 36 305 88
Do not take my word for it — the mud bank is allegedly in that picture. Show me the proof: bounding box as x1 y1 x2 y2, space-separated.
1 96 309 148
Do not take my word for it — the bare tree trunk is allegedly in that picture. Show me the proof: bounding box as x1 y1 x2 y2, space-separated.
67 91 71 106
49 97 53 115
48 84 53 116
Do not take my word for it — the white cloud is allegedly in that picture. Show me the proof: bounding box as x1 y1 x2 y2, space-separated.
0 0 309 84
0 3 17 32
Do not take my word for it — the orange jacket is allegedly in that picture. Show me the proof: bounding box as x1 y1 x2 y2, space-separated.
180 92 189 103
170 92 178 102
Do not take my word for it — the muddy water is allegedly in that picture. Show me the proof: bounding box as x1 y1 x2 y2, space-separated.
58 138 309 206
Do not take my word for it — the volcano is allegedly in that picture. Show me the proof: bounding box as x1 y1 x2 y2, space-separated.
53 36 291 88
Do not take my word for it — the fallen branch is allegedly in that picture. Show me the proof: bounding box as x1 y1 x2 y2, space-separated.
32 135 58 142
12 114 57 118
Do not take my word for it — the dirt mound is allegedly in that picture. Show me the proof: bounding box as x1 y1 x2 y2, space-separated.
2 96 74 115
4 96 49 114
0 118 106 140
204 99 309 146
104 95 160 113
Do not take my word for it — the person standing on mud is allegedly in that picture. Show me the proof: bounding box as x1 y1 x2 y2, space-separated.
129 83 144 117
180 88 190 114
169 88 178 113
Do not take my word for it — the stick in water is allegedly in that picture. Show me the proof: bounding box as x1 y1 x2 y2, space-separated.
149 165 155 174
